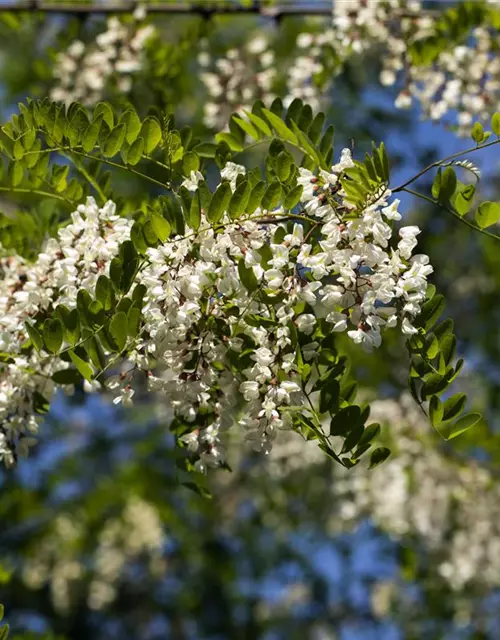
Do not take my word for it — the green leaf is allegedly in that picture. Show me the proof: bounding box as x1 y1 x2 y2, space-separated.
51 368 83 385
95 275 115 311
150 211 171 242
103 124 126 158
55 306 80 346
68 350 93 381
141 117 162 154
228 180 251 219
0 623 8 640
438 167 457 204
298 104 313 133
207 182 231 223
25 322 43 353
471 121 485 144
290 121 323 168
120 109 142 144
84 335 105 369
193 142 218 158
415 294 445 331
319 380 340 415
94 102 114 129
233 115 260 141
132 283 147 306
43 318 63 354
438 412 482 440
119 241 139 293
358 422 380 447
429 395 444 427
182 151 200 175
452 183 475 216
285 98 303 125
261 108 297 144
126 136 144 165
284 184 303 209
431 168 442 200
237 259 259 292
262 181 282 210
442 392 467 422
109 257 123 291
9 161 23 187
109 311 128 351
275 151 292 181
247 180 266 213
308 112 325 145
341 422 364 453
186 191 201 231
330 406 360 436
368 447 391 469
82 115 103 153
492 112 500 137
127 305 141 338
215 132 243 152
51 164 69 192
129 222 147 253
243 110 272 137
475 201 500 229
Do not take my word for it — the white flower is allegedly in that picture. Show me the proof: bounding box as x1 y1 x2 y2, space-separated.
253 347 275 367
296 314 316 335
402 317 419 335
181 170 204 192
240 381 260 401
381 200 402 221
220 162 246 189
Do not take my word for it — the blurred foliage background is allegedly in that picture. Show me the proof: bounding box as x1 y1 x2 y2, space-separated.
1 2 500 639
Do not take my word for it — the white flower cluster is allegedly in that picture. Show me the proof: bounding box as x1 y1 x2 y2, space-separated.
21 497 165 614
0 198 133 467
289 1 500 134
50 7 155 106
287 0 422 111
0 152 432 471
285 28 339 113
332 0 422 57
390 26 500 135
120 151 431 471
198 33 277 130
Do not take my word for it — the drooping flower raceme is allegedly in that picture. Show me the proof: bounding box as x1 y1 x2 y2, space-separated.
289 1 500 134
0 150 432 471
50 8 156 106
0 199 133 466
287 0 423 111
198 33 277 130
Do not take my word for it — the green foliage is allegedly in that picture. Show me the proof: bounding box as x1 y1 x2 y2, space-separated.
475 201 500 229
341 143 389 211
407 286 481 440
410 1 489 66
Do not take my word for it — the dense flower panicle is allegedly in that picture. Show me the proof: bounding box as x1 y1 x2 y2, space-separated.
198 34 277 130
50 8 155 106
390 26 500 135
0 150 432 471
0 198 133 466
287 0 422 111
289 0 499 133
